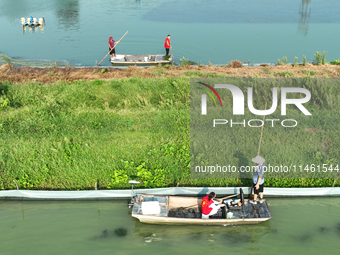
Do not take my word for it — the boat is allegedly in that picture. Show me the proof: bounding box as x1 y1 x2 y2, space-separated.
130 189 272 226
111 54 172 66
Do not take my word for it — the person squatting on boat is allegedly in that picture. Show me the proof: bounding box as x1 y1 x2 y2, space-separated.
249 155 265 205
201 192 226 219
164 35 171 56
108 36 116 59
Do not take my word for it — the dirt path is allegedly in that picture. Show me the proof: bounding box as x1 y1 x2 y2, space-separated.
1 63 339 83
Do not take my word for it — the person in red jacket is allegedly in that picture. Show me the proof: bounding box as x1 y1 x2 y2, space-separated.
201 192 225 219
164 35 171 56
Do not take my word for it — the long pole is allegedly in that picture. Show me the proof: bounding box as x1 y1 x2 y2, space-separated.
170 47 175 64
250 102 267 199
215 194 238 201
98 31 128 66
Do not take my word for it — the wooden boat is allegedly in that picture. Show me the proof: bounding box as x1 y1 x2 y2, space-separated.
130 193 272 226
111 54 172 66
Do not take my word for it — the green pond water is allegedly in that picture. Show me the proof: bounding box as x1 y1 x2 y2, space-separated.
1 197 339 255
0 0 340 66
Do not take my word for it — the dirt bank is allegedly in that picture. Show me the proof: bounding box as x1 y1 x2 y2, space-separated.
0 63 339 83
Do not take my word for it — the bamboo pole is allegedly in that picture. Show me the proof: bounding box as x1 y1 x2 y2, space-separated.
170 47 175 64
250 101 267 199
98 31 128 66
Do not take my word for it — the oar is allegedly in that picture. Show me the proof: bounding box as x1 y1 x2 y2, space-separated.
170 47 175 64
98 31 128 66
43 14 46 26
250 102 267 199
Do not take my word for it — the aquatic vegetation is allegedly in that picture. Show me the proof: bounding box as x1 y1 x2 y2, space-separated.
294 57 298 66
114 228 127 237
300 234 312 242
278 56 287 65
314 51 327 65
318 227 330 233
322 51 327 65
179 57 195 66
0 54 14 68
197 62 204 67
329 59 340 65
100 229 108 238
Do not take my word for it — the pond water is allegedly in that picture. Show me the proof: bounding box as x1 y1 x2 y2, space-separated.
0 197 339 255
0 0 339 66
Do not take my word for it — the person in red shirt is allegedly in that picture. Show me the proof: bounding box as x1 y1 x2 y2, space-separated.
164 35 171 56
201 192 225 219
108 36 116 59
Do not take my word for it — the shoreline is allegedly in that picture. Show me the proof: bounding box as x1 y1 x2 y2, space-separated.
1 63 340 83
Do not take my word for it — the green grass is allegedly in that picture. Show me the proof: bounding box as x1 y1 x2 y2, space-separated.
183 71 225 78
300 70 318 76
0 78 339 190
274 71 294 78
262 68 271 74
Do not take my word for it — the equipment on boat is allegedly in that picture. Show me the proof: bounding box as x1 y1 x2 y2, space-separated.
111 54 172 66
129 188 271 225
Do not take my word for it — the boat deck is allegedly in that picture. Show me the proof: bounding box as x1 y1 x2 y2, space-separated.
131 194 272 225
111 54 171 66
167 200 271 219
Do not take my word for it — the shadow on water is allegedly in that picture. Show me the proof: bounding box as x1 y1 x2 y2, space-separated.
91 228 128 240
56 0 79 31
133 219 271 244
298 0 311 36
336 223 340 236
318 226 330 233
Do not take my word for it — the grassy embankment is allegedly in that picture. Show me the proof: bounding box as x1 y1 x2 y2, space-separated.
0 76 339 190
